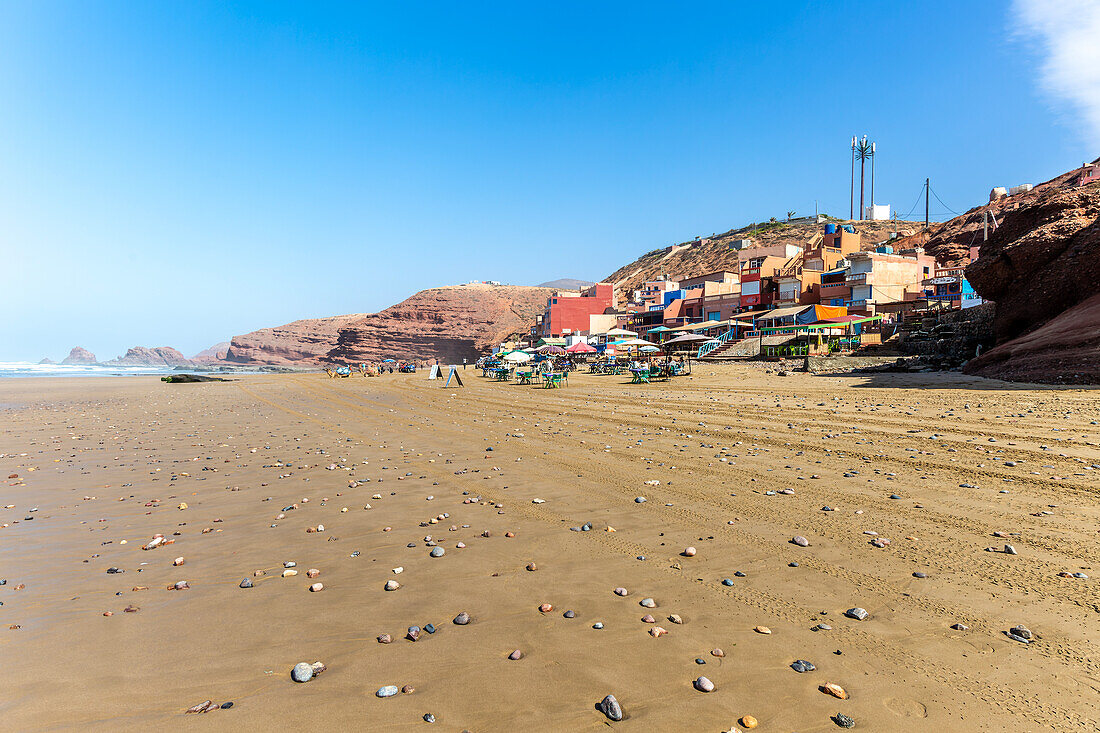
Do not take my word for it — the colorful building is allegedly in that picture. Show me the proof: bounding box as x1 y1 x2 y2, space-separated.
536 282 617 337
845 248 934 314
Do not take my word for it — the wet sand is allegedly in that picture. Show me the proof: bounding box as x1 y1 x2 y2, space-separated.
1 368 1098 731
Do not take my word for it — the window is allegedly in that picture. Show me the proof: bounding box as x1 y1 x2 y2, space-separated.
923 267 929 274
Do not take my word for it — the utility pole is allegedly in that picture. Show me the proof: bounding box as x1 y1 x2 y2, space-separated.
849 135 858 217
859 136 867 220
925 178 930 230
870 142 876 212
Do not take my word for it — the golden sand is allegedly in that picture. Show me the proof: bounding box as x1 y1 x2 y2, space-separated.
0 367 1098 731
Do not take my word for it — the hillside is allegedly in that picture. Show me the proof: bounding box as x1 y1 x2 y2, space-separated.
604 218 919 298
225 284 554 366
892 162 1093 263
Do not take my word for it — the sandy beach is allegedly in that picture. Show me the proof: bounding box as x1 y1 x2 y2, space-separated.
1 367 1098 731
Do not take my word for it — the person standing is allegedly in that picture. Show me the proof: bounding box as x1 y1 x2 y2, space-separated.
463 357 467 370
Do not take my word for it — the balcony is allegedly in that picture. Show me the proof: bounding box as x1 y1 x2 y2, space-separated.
846 299 869 309
846 272 870 284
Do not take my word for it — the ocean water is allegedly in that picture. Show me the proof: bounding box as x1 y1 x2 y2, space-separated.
0 362 181 378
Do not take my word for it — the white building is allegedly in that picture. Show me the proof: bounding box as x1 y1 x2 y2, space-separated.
864 203 891 221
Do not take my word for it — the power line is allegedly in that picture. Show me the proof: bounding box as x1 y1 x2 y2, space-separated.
927 184 961 216
898 184 928 220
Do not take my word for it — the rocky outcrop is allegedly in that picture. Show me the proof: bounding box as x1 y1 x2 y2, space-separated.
960 177 1100 383
964 293 1100 384
191 342 231 364
965 181 1099 344
38 358 56 365
224 314 367 366
61 347 97 365
896 162 1094 264
104 347 195 367
225 284 554 366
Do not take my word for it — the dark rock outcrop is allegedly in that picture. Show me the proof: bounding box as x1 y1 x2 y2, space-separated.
61 347 97 365
965 182 1099 344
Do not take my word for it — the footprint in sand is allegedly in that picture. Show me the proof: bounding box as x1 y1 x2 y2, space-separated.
884 697 928 718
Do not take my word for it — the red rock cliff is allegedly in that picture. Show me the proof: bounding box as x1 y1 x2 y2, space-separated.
224 284 554 366
104 346 195 367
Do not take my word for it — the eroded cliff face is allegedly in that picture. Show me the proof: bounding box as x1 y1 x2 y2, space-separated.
191 342 231 364
225 285 554 365
962 179 1100 384
104 346 195 367
965 182 1099 343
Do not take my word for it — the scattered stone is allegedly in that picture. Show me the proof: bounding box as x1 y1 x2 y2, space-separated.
641 614 655 623
668 614 683 624
1004 544 1018 555
649 626 668 637
376 685 399 698
913 572 928 578
239 578 253 588
754 625 772 634
430 547 445 558
309 583 323 592
740 715 758 729
845 608 868 621
640 598 656 608
792 536 810 547
693 676 715 692
539 603 553 613
791 660 815 673
526 562 537 571
508 649 523 660
385 580 400 591
453 612 470 625
711 648 725 657
950 624 968 631
834 713 855 728
682 546 696 557
614 587 628 596
822 682 849 699
593 622 604 629
291 662 314 683
598 694 623 721
722 578 734 586
377 634 393 644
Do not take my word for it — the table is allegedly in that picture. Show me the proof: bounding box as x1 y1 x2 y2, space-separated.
630 368 650 384
516 371 533 385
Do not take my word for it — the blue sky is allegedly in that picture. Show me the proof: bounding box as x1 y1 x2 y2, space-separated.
1 1 1096 360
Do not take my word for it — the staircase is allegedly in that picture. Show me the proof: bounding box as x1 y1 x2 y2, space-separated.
698 333 799 361
696 328 738 358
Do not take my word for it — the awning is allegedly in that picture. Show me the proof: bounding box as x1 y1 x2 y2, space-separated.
795 304 848 325
646 325 672 333
756 305 811 322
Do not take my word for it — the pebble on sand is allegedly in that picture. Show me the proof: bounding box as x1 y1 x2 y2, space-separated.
822 683 849 699
614 587 628 596
239 578 253 588
376 685 399 698
539 603 553 613
834 713 855 728
649 626 668 637
508 649 523 660
754 626 772 634
844 607 869 621
640 598 656 608
740 715 758 729
682 547 696 557
291 662 314 683
598 694 623 721
309 583 323 592
791 536 810 547
377 634 393 644
693 676 715 692
385 580 400 591
453 612 470 625
791 660 816 673
430 547 445 557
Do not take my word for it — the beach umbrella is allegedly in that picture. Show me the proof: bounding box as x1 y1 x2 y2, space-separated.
640 344 662 353
663 333 710 347
537 345 566 355
503 351 532 363
604 327 638 338
382 359 397 363
565 342 597 353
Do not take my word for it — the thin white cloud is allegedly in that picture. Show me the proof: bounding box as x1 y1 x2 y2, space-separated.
1014 0 1100 147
